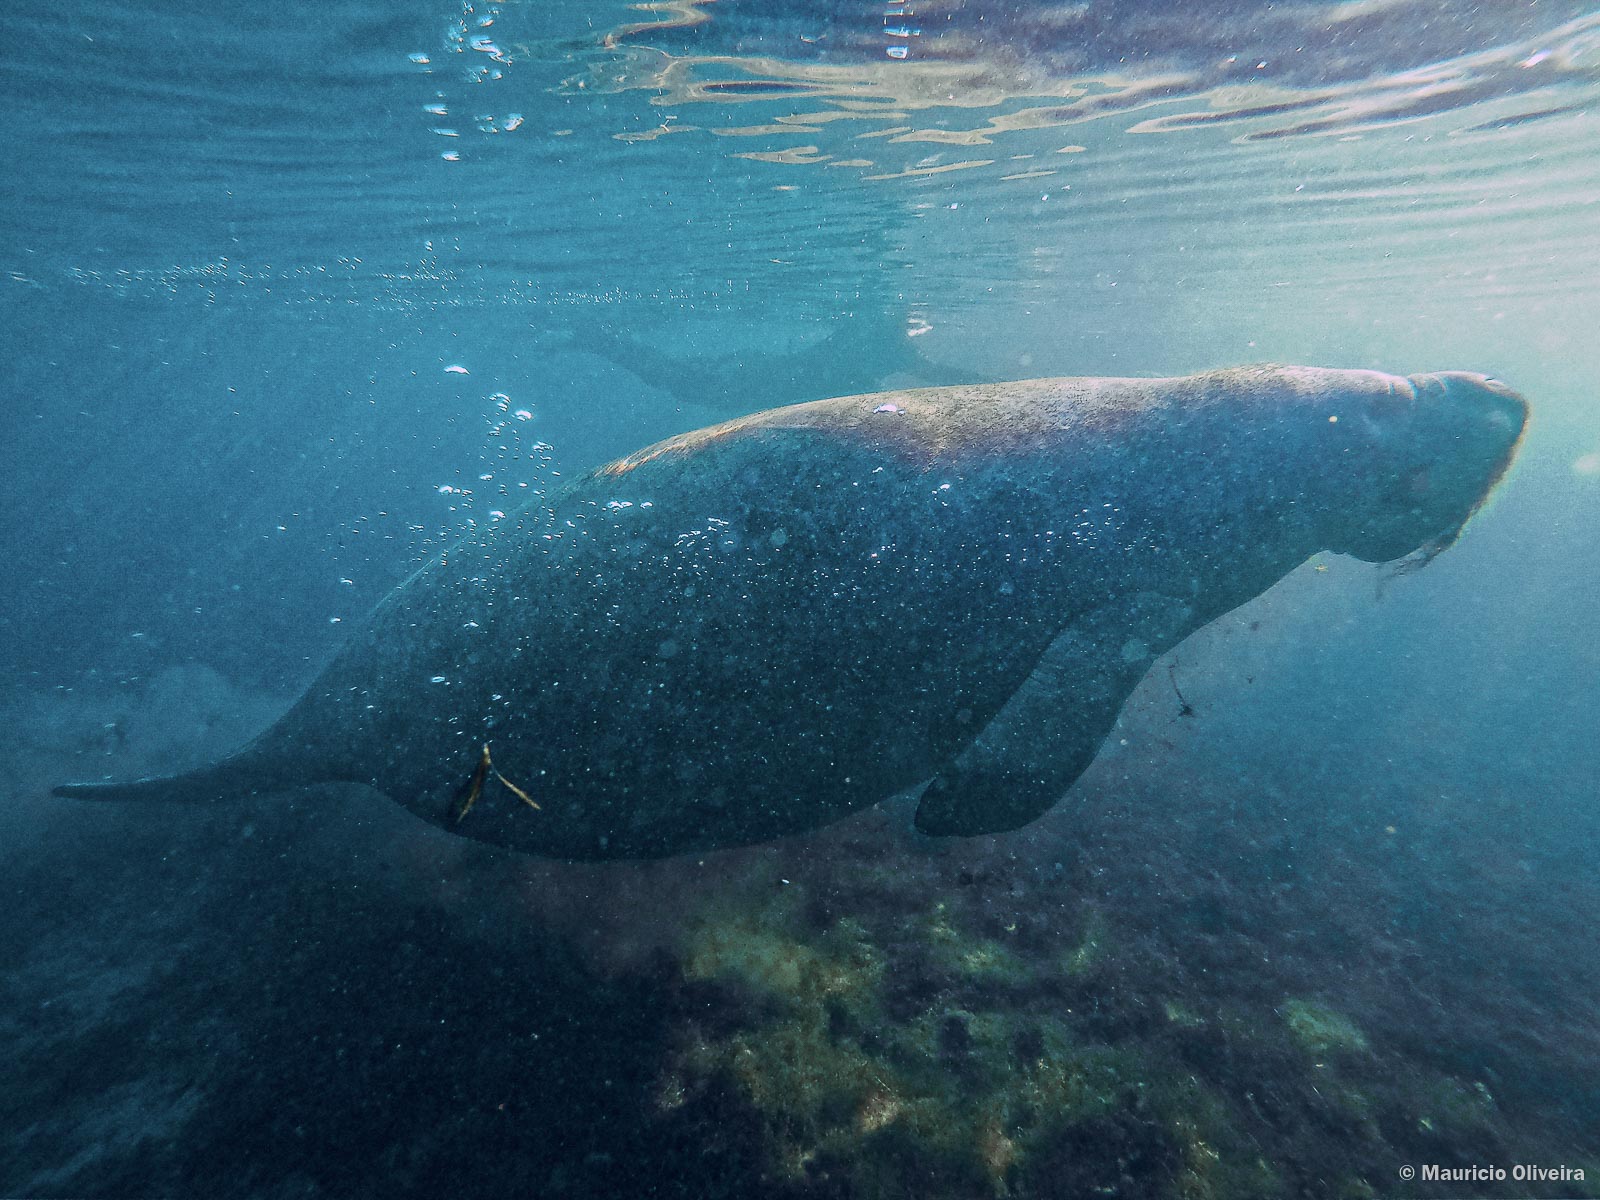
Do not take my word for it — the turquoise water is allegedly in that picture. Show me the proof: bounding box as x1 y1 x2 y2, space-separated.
3 1 1599 1196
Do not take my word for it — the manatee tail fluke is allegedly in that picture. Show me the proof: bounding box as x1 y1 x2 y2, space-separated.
53 756 286 804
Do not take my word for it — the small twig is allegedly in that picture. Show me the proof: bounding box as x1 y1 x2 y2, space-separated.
1168 662 1196 719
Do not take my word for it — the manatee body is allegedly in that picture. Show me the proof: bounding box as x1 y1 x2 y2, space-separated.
56 366 1527 859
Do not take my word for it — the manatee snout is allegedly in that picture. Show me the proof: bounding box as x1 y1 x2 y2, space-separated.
1340 370 1527 564
1410 371 1529 498
1414 370 1529 441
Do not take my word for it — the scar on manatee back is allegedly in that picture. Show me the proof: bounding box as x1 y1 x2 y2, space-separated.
595 377 1156 478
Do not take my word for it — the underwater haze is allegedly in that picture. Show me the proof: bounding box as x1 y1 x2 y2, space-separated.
3 0 1599 1196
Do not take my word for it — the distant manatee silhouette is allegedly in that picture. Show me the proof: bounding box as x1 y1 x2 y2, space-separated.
56 366 1528 859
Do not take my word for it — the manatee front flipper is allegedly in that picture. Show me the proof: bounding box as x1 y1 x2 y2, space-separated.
915 593 1196 837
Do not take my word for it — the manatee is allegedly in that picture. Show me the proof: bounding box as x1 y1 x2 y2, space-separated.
55 366 1527 859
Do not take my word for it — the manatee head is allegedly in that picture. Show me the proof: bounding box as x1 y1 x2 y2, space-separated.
1330 370 1528 565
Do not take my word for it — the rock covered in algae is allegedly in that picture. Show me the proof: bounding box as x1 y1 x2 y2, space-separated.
658 874 1273 1199
1282 999 1371 1058
637 842 1600 1200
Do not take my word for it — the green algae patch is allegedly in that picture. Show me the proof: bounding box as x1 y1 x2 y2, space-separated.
1160 1077 1284 1200
1410 1075 1499 1142
953 937 1026 982
681 882 883 1013
1063 908 1110 978
1163 1000 1207 1030
665 886 1266 1198
656 871 1575 1200
918 898 1035 989
705 1002 1198 1196
1282 999 1370 1057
